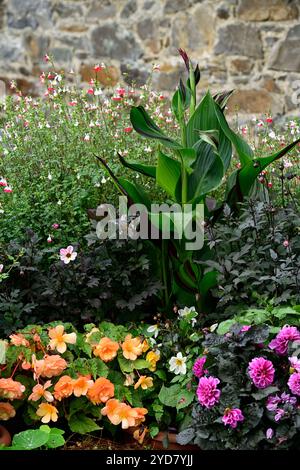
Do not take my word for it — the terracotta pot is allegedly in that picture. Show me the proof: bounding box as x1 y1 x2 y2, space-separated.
0 425 11 447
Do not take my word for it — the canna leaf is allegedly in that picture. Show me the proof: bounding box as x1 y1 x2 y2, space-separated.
130 106 181 149
118 153 156 178
156 150 182 201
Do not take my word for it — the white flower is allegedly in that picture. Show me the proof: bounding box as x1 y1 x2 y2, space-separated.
147 324 159 338
0 264 3 273
101 176 107 184
169 352 187 375
269 131 276 139
178 306 197 318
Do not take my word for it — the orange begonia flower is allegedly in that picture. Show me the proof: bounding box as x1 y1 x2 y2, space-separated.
93 337 119 362
73 376 94 397
121 335 143 361
48 325 77 354
0 402 16 421
29 380 54 402
53 375 74 401
0 378 25 400
33 354 68 379
134 376 153 390
9 333 29 347
87 377 114 404
101 399 138 429
133 407 148 426
36 403 58 423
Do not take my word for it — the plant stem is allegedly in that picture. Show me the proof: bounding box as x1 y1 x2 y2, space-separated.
189 62 196 116
161 239 169 309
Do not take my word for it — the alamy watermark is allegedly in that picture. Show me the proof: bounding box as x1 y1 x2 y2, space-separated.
96 196 205 250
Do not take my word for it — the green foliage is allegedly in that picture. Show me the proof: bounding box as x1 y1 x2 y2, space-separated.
2 426 65 450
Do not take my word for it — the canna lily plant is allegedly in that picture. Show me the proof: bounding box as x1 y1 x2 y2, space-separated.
97 49 300 313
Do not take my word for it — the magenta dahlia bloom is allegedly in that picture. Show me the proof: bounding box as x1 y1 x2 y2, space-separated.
269 326 300 355
288 372 300 396
197 376 221 408
192 357 207 378
248 357 275 389
222 408 244 429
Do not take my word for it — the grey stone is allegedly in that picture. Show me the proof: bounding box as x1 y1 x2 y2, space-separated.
217 6 230 19
143 0 154 9
7 0 53 29
215 24 263 59
49 47 73 64
87 0 116 20
121 64 149 87
137 19 154 40
0 36 22 61
0 0 5 30
269 39 300 72
287 25 300 40
91 24 143 61
24 33 50 61
172 5 216 52
121 0 137 18
164 0 190 14
52 1 83 18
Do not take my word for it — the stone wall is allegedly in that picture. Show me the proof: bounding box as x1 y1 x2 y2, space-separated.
0 0 300 116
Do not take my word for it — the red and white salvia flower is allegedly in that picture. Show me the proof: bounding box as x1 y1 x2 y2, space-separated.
3 186 12 193
47 235 53 243
283 240 289 248
124 127 133 134
44 54 50 62
87 88 94 95
0 178 7 187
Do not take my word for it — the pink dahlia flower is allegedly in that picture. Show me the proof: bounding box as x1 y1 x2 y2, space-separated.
197 376 221 408
192 357 207 378
288 372 300 396
222 408 244 429
269 326 300 355
248 357 275 389
59 245 77 264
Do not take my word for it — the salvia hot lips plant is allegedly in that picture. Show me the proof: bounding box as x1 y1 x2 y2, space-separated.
97 49 300 312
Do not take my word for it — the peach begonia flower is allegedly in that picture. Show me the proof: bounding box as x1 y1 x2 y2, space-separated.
87 377 114 404
133 426 148 445
121 335 143 361
73 376 94 397
33 354 68 379
133 407 148 426
48 325 77 354
28 381 53 402
36 403 58 423
53 375 74 401
0 402 16 421
93 337 119 362
134 376 153 390
9 333 30 347
101 399 138 429
0 378 25 400
146 350 160 372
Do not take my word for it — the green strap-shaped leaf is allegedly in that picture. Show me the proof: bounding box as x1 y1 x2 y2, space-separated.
187 141 224 203
238 138 300 196
118 153 156 178
186 91 232 171
130 106 181 149
177 148 197 169
214 102 253 166
118 177 152 210
156 150 182 202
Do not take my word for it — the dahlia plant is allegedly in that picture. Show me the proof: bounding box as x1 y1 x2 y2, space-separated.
177 323 300 450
